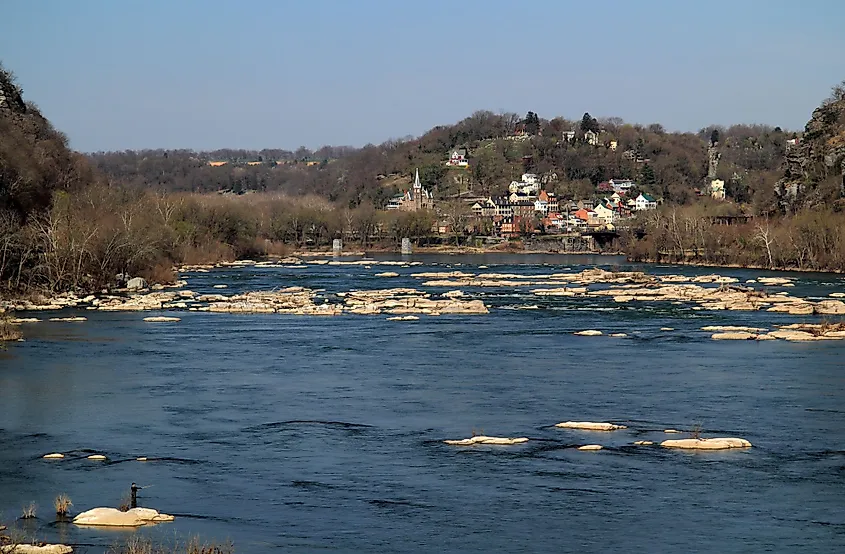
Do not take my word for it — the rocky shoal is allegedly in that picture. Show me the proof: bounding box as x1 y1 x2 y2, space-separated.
3 286 488 317
406 267 844 316
2 262 842 326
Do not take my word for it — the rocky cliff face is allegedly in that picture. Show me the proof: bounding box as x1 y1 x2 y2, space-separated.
778 82 845 209
0 66 26 114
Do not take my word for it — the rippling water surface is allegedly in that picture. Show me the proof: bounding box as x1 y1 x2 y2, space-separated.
1 254 844 553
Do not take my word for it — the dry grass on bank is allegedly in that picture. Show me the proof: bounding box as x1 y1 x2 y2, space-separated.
112 535 234 554
0 316 22 342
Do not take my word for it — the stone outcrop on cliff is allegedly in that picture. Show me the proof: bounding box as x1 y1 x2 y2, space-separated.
0 66 26 114
777 82 845 209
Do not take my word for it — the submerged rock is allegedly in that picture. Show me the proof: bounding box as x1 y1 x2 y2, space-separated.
444 436 528 446
441 290 465 298
577 444 603 451
573 330 602 336
48 317 86 322
701 325 767 332
375 272 399 277
633 440 654 446
143 316 181 322
757 277 792 286
73 507 174 527
660 437 752 450
711 331 757 340
86 454 106 460
386 315 419 321
555 421 626 431
42 453 64 459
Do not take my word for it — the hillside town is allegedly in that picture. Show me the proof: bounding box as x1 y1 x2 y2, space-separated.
386 167 659 237
383 131 666 239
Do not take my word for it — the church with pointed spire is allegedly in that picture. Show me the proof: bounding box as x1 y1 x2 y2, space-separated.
391 168 434 211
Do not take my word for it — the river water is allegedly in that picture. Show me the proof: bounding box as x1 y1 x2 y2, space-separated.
1 254 844 553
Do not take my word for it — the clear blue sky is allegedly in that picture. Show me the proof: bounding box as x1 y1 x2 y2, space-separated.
2 0 844 152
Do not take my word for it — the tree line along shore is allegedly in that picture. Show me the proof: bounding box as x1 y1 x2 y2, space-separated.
1 61 844 300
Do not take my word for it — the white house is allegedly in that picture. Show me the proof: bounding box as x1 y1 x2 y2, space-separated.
609 179 635 193
710 179 725 200
508 173 540 195
585 130 599 146
446 148 469 167
634 193 657 211
522 173 539 186
562 130 576 141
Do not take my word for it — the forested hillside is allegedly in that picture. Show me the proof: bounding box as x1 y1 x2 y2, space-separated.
90 111 791 213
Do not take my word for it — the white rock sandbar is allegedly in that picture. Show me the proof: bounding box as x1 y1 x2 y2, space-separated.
1 545 74 554
73 507 174 527
444 436 529 446
660 437 752 450
555 421 627 431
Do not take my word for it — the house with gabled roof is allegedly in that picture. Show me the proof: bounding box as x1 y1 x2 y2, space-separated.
634 193 657 211
446 148 469 168
593 201 616 225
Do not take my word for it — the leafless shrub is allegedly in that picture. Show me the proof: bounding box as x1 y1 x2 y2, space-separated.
54 494 72 516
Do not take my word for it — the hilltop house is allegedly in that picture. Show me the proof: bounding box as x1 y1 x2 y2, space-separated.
710 179 726 200
446 148 469 168
508 173 540 195
597 182 615 194
634 193 657 211
584 130 599 146
562 130 576 142
609 179 636 193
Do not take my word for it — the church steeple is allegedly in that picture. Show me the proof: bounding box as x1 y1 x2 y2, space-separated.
413 168 421 189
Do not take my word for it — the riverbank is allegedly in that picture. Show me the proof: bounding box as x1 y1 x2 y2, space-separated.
629 256 845 275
